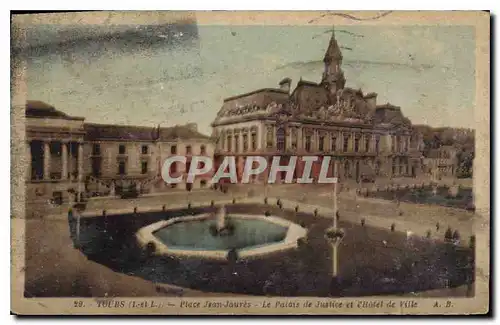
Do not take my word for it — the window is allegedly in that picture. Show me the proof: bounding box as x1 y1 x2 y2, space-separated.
91 156 102 177
276 128 286 151
375 136 380 153
186 145 192 154
365 137 370 152
142 145 149 154
243 134 248 152
251 133 257 150
331 137 337 151
170 162 177 174
319 136 325 152
200 145 206 155
171 145 177 154
92 143 101 155
119 144 126 154
343 135 349 152
200 179 207 188
141 161 148 174
291 129 297 149
305 136 312 152
354 137 360 152
118 161 126 175
266 127 273 148
227 135 232 152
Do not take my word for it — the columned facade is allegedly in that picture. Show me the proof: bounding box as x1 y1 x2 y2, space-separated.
25 100 215 210
211 29 423 184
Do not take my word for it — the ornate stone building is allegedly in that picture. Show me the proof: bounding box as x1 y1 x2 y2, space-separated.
211 30 424 183
25 100 214 208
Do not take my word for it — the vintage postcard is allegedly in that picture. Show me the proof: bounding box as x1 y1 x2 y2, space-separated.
10 11 490 315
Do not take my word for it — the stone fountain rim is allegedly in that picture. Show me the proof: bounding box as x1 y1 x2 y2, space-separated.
135 213 307 261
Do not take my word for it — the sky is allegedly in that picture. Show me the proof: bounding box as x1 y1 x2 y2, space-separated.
24 23 476 135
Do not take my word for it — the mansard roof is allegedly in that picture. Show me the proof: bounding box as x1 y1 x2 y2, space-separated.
296 79 320 87
215 87 290 121
158 124 211 141
84 123 210 142
290 79 324 99
373 103 411 127
376 103 401 111
25 100 85 120
223 88 288 102
84 123 159 141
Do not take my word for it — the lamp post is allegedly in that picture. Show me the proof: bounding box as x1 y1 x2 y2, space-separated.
325 161 344 289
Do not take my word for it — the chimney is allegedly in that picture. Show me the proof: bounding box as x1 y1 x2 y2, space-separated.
279 78 292 93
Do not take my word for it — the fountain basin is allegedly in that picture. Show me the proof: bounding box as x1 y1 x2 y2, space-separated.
136 213 307 260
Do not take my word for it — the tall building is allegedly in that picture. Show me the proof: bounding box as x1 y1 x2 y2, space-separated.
211 29 424 183
25 100 214 208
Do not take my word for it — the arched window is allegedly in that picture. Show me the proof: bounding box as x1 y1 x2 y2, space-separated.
251 131 257 151
305 135 312 152
276 127 286 151
242 133 248 152
318 135 325 151
266 126 274 148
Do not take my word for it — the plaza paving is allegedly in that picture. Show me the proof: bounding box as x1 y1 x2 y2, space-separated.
20 178 477 297
68 202 473 297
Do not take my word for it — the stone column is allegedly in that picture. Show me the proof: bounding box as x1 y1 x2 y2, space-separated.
297 127 302 150
77 143 84 201
286 127 291 150
240 132 244 153
26 141 31 181
232 131 236 152
43 141 50 180
61 141 68 180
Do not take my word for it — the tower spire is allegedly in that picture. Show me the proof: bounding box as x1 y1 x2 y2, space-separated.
323 26 343 64
321 26 346 97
